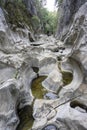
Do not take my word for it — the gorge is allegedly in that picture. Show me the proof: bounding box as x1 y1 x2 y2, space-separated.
0 0 87 130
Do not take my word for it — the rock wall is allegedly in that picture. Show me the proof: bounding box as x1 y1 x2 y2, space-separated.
0 2 37 129
23 0 37 16
56 0 87 81
65 2 87 75
0 0 37 16
56 0 87 41
0 8 31 53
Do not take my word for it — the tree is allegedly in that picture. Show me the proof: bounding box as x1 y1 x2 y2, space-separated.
31 15 40 32
34 0 57 34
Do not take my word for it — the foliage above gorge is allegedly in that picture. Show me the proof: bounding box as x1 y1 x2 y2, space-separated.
0 0 58 35
34 0 58 34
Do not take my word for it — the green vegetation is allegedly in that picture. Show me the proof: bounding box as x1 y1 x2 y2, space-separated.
31 15 40 33
0 0 3 6
4 0 32 28
0 0 58 34
35 0 58 35
41 10 57 34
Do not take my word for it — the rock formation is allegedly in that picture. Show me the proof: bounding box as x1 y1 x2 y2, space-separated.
23 0 37 16
56 0 87 82
56 0 87 40
0 0 87 130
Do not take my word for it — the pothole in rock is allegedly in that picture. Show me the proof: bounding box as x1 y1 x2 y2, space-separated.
16 105 34 130
58 61 73 86
62 71 73 86
31 71 73 99
70 100 87 113
57 71 73 94
18 72 72 130
31 76 58 99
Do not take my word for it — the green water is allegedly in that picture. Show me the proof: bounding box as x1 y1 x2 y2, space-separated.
31 76 47 99
62 71 73 86
16 73 73 130
16 106 34 130
31 72 73 100
58 62 73 86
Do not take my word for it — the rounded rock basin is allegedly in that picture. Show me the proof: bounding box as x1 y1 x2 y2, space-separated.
31 72 73 99
31 76 59 99
17 73 73 130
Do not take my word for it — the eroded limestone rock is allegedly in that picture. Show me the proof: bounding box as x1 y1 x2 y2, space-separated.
42 68 63 93
0 2 87 130
0 79 21 130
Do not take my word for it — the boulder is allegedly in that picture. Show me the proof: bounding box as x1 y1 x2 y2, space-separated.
0 79 20 130
42 69 63 93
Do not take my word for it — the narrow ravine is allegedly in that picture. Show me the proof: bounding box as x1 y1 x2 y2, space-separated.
17 106 34 130
0 0 87 130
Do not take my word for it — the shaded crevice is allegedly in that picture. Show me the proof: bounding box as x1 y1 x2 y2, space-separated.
70 100 87 112
16 105 34 130
31 43 42 46
32 67 39 73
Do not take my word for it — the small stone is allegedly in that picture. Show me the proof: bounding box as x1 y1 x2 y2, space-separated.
44 92 58 100
42 124 57 130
